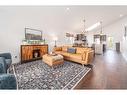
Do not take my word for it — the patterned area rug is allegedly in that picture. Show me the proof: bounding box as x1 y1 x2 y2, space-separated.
10 60 91 89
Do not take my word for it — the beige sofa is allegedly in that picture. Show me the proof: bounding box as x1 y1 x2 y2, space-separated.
53 46 94 65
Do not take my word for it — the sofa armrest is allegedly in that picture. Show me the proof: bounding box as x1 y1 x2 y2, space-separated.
0 53 11 59
0 57 6 73
81 50 94 63
81 52 86 61
86 50 94 63
0 74 17 89
53 47 62 52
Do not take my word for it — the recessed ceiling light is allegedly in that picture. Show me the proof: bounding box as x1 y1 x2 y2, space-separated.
120 14 124 17
66 7 70 11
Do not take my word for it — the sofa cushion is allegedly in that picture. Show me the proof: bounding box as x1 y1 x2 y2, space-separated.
61 52 70 57
76 47 92 54
5 59 11 69
0 74 17 89
70 54 82 60
0 57 6 73
76 47 86 54
62 46 68 52
55 51 70 57
0 62 5 73
67 48 76 54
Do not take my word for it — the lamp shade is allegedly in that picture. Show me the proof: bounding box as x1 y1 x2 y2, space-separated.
53 37 58 41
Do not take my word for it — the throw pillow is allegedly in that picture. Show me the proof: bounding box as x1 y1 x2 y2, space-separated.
67 48 76 54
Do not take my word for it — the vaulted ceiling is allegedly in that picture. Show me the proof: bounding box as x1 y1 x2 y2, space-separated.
0 6 127 33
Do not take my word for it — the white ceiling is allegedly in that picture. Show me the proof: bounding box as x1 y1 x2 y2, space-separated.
1 6 127 33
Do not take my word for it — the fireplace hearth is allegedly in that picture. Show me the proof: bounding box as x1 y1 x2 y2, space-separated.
33 49 41 58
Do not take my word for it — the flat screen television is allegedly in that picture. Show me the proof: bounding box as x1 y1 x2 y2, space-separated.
25 28 42 40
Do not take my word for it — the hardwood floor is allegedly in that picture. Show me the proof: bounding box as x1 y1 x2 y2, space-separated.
75 50 127 89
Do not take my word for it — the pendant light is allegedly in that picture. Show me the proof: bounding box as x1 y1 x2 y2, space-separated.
100 21 103 35
83 19 87 34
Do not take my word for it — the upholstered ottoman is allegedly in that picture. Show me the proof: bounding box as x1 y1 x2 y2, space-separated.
43 54 64 67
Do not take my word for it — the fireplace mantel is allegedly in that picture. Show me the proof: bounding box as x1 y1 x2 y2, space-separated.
21 44 48 63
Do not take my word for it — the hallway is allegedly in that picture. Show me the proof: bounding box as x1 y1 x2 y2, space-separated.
75 50 127 89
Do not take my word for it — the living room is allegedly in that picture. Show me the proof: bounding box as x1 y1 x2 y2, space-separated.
0 3 127 95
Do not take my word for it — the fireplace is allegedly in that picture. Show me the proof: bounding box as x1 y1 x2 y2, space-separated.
32 49 41 58
21 45 48 63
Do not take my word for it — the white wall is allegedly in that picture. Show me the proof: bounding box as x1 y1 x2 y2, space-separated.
0 7 72 63
87 32 94 47
122 37 127 61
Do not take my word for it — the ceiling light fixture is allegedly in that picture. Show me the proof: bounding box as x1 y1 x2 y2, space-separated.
120 14 124 18
82 19 87 33
66 7 70 11
86 22 101 31
100 21 103 35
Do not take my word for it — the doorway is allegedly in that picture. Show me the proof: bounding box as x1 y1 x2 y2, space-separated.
107 36 114 50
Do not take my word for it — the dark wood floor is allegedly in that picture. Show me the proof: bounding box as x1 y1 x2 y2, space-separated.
75 50 127 89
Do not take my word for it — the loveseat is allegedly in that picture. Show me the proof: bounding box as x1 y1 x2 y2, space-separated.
0 53 12 72
53 46 94 65
0 53 17 89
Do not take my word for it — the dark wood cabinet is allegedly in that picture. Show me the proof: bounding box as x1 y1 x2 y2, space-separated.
75 34 87 41
94 34 106 42
21 44 48 63
74 34 87 47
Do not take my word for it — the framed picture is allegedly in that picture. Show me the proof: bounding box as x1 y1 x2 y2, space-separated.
25 28 42 40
